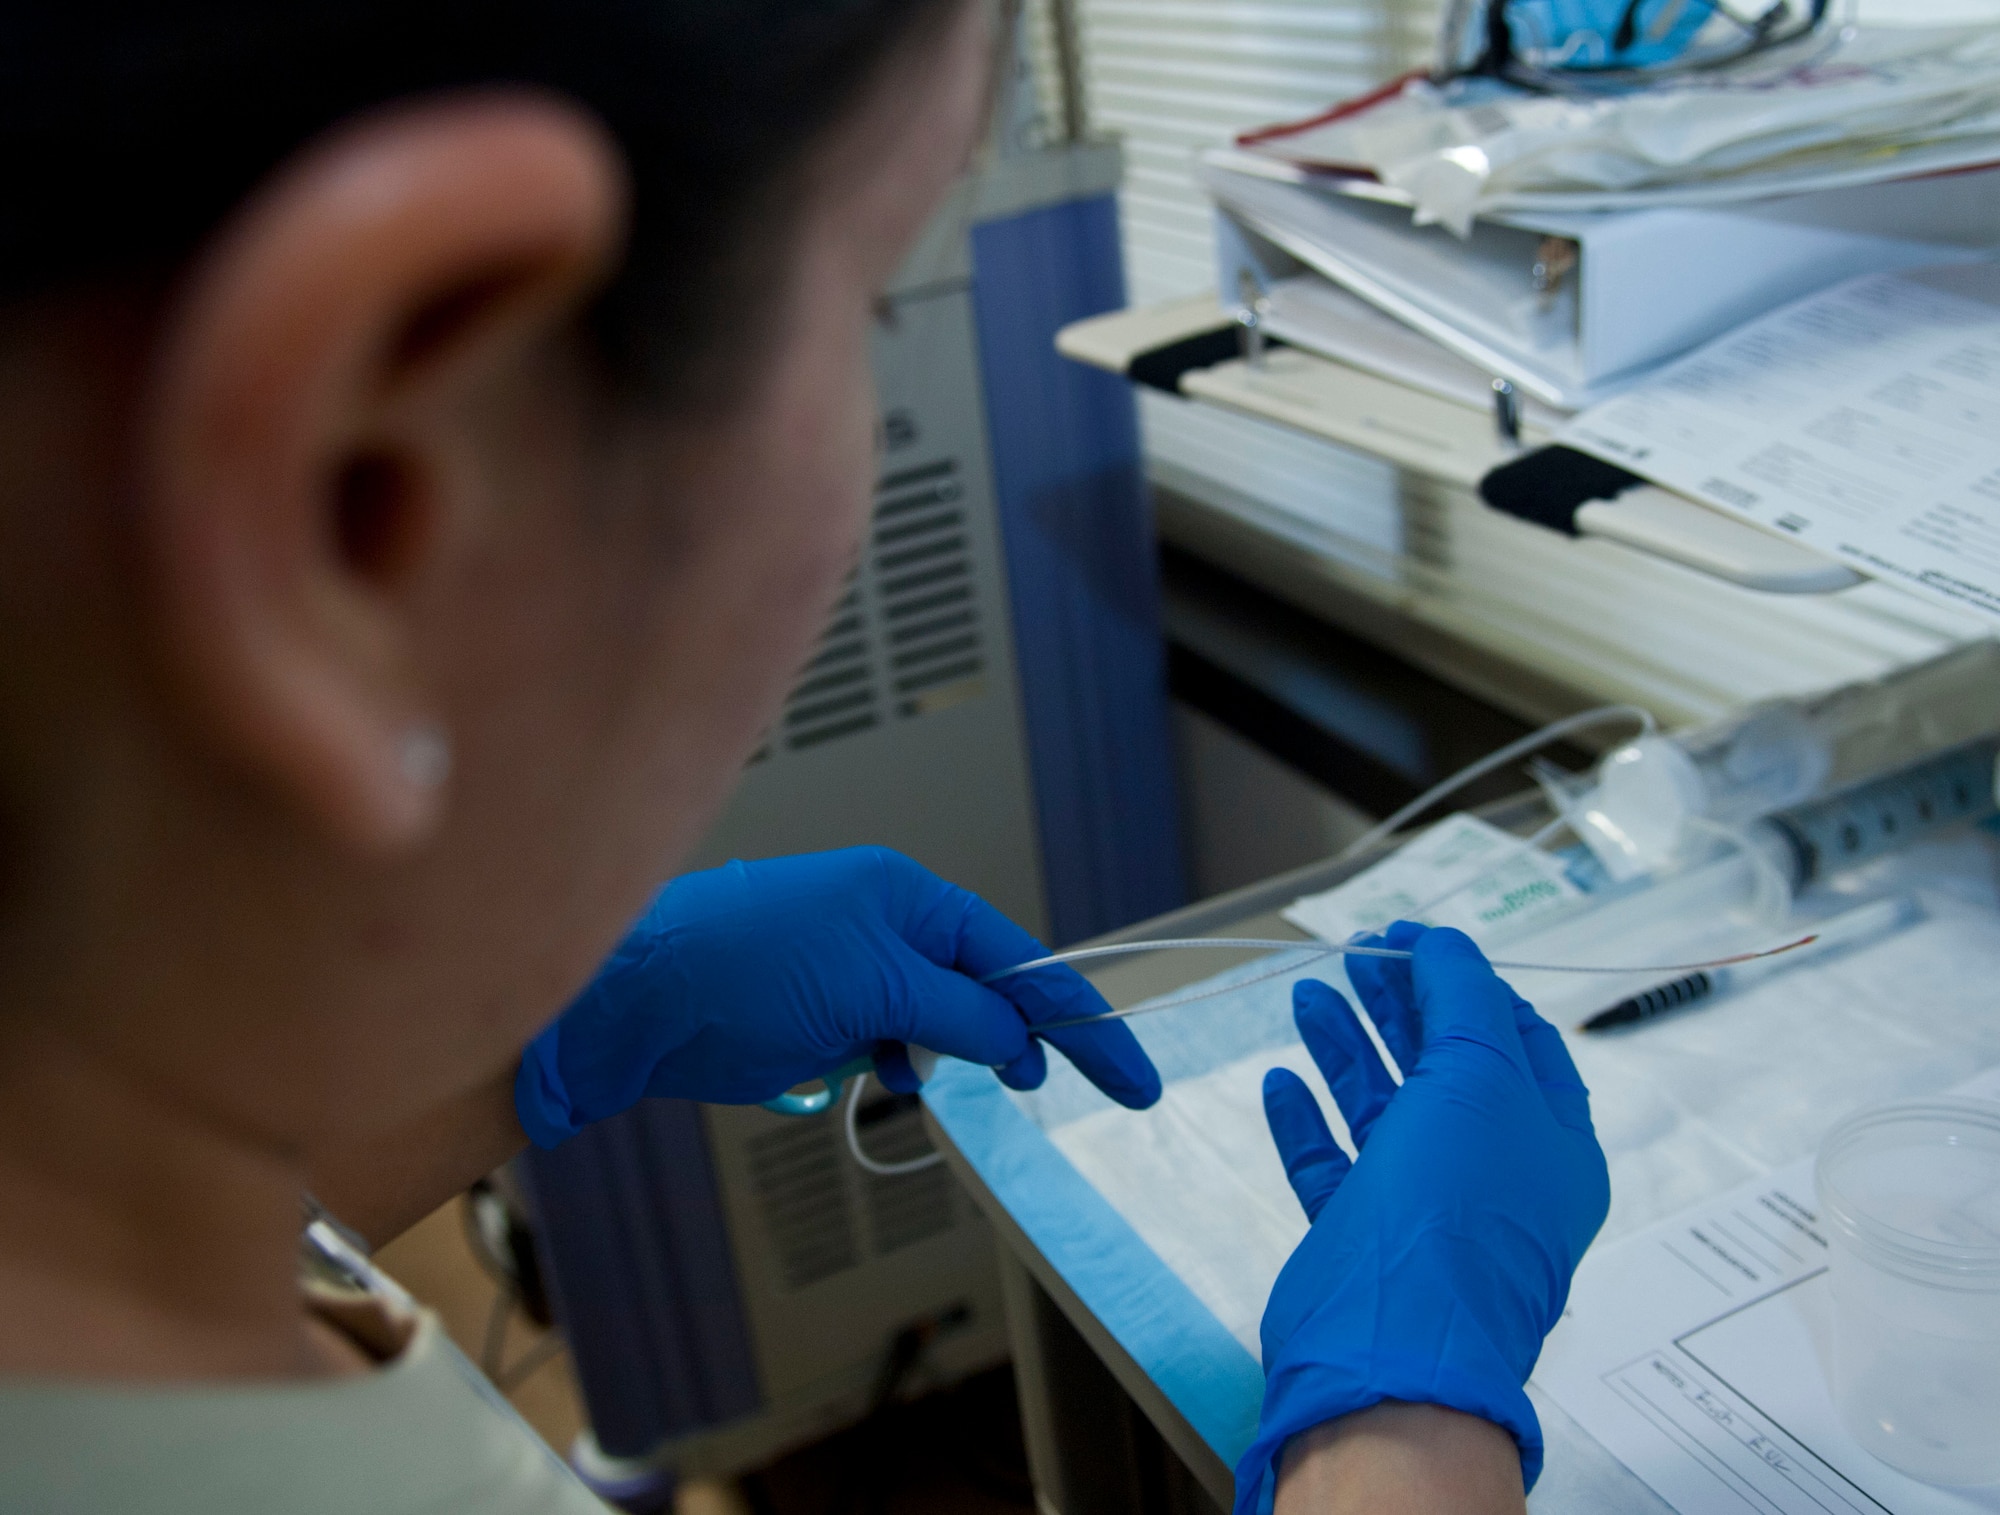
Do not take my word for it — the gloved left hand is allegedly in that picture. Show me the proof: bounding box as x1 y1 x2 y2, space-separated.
515 846 1161 1147
1236 923 1610 1512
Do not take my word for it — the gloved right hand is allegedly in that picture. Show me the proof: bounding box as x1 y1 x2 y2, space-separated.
514 847 1160 1148
1235 922 1610 1513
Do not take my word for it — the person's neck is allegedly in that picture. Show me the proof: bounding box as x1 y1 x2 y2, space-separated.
0 1013 330 1380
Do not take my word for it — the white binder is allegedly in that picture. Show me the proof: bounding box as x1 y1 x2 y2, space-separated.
1203 151 2000 410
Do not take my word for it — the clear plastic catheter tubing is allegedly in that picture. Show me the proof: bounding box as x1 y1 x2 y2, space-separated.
985 934 1819 1032
1335 703 1657 864
844 1071 944 1176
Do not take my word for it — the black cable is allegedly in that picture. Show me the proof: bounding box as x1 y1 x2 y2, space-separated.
494 1330 566 1393
1485 0 1514 76
736 1471 782 1515
945 1371 1035 1507
460 1182 517 1289
827 1320 937 1515
1614 0 1646 53
480 1283 517 1381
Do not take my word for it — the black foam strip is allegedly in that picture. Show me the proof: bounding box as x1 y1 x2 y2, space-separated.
1479 444 1646 536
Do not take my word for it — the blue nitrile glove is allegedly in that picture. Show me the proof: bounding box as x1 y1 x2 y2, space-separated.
1505 0 1715 69
514 846 1161 1147
1235 922 1609 1512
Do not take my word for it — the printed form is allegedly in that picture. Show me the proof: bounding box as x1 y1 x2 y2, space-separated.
1562 264 2000 623
1535 1065 2000 1515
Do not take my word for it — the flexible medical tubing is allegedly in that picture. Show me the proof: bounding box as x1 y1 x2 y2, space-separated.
988 935 1813 980
1398 810 1795 943
988 934 1818 1032
1334 703 1656 863
844 1070 945 1177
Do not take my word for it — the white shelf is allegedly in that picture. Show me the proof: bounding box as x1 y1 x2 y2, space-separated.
1181 348 1541 490
1059 300 1989 729
1055 293 1226 371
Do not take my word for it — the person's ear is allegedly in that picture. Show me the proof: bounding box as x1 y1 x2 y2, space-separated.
140 93 627 855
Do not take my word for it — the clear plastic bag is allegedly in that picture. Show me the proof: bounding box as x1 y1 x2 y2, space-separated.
1242 25 2000 233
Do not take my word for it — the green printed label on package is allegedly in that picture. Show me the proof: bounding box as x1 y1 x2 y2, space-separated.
1283 813 1583 949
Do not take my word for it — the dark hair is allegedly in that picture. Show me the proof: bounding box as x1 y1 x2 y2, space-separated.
0 0 957 400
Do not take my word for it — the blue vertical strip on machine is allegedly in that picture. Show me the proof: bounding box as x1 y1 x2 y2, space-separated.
970 193 1186 945
519 1099 762 1457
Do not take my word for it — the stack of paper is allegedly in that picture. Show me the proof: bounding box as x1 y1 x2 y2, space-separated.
1231 27 2000 232
1560 263 2000 625
1537 1063 2000 1515
1206 23 2000 411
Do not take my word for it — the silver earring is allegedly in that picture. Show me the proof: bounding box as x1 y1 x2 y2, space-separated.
399 724 452 791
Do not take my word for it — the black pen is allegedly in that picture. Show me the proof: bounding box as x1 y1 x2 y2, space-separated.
1578 896 1915 1034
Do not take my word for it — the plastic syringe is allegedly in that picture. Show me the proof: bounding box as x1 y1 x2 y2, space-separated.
1753 736 1999 891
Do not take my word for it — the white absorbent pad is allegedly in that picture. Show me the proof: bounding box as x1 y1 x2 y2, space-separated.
1006 831 2000 1360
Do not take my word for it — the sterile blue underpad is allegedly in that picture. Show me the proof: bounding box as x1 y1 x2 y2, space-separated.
920 951 1342 1469
922 831 2000 1505
1003 952 1359 1355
